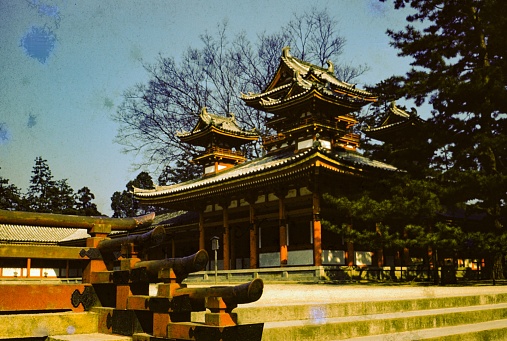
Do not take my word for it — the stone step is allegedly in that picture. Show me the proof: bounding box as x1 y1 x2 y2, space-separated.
340 319 507 340
233 292 507 324
47 333 132 341
0 312 97 339
260 303 507 340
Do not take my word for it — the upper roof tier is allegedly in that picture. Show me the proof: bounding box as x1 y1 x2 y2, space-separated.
241 47 377 115
363 101 425 143
177 107 259 148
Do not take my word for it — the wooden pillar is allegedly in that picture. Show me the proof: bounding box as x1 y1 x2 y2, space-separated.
230 226 236 270
222 205 230 270
249 204 258 269
26 258 31 278
279 197 288 267
199 212 205 251
313 192 322 266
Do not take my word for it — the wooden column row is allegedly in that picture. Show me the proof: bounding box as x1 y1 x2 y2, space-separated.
196 189 325 270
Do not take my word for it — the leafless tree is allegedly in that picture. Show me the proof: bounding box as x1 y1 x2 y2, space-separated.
113 9 369 182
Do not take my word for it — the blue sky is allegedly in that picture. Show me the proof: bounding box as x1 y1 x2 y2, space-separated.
0 0 417 216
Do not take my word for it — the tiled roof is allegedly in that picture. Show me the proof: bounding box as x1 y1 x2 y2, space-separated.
328 150 399 172
363 102 425 138
153 211 198 226
177 107 258 139
242 47 375 103
280 48 373 98
135 149 312 198
0 224 90 244
135 147 398 200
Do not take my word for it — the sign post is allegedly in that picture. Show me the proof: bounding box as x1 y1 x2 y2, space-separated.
211 236 220 284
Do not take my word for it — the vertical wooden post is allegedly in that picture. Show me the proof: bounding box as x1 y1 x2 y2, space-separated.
223 205 230 270
249 204 258 269
199 212 205 251
279 197 288 266
230 225 236 270
82 235 108 283
313 192 322 266
26 258 31 278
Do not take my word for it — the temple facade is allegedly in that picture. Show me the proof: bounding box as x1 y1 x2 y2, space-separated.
134 47 399 270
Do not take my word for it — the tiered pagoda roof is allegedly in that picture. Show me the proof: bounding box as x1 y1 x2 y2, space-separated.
242 47 377 154
363 101 425 143
242 46 377 117
177 107 259 175
177 107 258 147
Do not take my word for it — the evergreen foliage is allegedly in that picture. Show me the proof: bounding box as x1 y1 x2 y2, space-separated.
0 157 102 216
110 171 156 218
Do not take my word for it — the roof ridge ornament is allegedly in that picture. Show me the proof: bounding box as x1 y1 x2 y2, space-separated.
282 46 291 58
200 107 211 121
326 60 334 74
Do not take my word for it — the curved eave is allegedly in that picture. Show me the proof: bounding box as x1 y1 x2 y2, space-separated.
178 125 259 146
258 89 372 113
193 152 246 164
363 117 424 142
134 149 398 208
241 83 292 103
282 54 375 98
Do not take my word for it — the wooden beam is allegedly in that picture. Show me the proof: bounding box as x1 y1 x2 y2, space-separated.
0 209 154 233
0 244 89 260
0 284 86 312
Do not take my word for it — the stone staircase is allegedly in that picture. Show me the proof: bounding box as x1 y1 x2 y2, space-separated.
231 292 507 340
3 289 507 340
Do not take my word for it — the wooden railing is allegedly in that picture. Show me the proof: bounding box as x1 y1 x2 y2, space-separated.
205 147 244 157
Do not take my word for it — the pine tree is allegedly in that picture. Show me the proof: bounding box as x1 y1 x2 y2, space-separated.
0 170 23 210
111 172 155 218
26 156 56 212
382 0 507 279
75 186 102 216
51 179 77 214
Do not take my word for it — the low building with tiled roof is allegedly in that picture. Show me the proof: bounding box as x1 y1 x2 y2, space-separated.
0 210 154 280
0 223 89 279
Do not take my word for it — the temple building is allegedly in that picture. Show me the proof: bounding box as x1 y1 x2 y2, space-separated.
134 47 399 271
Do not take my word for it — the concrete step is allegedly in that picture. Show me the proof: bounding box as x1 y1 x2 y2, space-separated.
232 292 507 324
0 312 97 339
341 319 507 340
47 333 132 341
260 303 507 340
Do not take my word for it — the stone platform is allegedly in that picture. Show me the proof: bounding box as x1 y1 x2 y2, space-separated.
3 283 507 340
